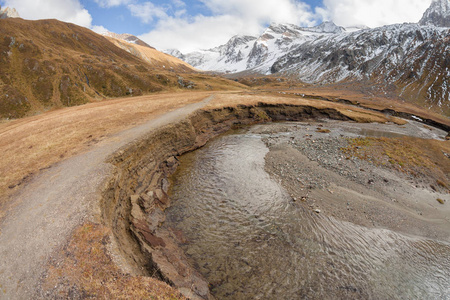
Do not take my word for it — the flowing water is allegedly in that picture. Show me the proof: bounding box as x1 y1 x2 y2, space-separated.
165 125 450 299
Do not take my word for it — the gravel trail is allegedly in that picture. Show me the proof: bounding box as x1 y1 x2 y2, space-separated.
0 95 213 299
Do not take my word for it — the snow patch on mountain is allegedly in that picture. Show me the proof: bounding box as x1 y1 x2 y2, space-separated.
167 22 349 74
0 6 20 19
301 21 345 34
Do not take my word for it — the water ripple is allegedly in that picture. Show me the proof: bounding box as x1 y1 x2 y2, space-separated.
166 129 450 299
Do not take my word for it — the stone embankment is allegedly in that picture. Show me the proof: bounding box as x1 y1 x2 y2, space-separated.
101 103 353 299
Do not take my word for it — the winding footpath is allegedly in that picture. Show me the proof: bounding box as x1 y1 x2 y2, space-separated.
0 95 214 299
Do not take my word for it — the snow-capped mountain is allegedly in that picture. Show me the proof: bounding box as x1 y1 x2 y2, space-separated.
419 0 450 27
168 0 449 112
167 22 349 74
272 24 449 108
300 21 345 34
167 35 258 73
0 6 19 19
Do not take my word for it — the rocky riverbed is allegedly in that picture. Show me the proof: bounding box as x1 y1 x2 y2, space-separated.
165 119 450 299
261 120 450 241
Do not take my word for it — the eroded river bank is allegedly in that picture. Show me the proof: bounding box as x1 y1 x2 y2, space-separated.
101 102 450 300
165 120 450 299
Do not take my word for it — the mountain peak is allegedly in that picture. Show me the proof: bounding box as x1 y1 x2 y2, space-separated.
302 21 345 34
419 0 450 27
227 35 257 45
103 31 154 49
267 23 302 34
0 6 20 19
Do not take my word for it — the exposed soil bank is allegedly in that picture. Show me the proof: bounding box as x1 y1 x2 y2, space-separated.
0 96 212 300
102 103 356 299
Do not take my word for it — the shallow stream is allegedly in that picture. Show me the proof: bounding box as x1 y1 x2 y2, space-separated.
165 122 450 299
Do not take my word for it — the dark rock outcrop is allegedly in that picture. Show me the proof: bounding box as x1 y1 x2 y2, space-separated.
419 0 450 27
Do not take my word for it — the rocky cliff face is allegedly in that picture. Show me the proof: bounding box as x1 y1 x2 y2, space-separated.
419 0 450 27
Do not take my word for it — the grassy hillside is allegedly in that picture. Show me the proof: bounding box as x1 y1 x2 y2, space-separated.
105 36 195 71
0 18 244 119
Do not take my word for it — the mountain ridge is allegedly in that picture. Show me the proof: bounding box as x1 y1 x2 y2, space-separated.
166 0 450 114
103 32 155 49
419 0 450 27
0 6 20 19
0 18 242 119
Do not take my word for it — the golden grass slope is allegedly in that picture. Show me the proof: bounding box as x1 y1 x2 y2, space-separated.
0 18 244 119
105 36 196 72
0 92 218 216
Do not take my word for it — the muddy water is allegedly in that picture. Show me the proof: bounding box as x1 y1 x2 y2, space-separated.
166 124 450 299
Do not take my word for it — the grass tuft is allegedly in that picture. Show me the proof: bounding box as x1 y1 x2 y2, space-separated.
341 136 450 188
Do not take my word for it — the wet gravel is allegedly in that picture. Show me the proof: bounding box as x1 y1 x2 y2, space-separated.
254 120 450 241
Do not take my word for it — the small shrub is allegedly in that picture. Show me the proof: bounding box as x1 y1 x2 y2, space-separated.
436 179 448 189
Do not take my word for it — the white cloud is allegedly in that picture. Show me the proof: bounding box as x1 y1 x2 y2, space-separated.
127 2 168 24
94 0 131 8
138 0 319 52
140 15 252 52
199 0 316 26
91 25 109 34
2 0 93 27
2 0 434 54
171 0 185 8
322 0 432 27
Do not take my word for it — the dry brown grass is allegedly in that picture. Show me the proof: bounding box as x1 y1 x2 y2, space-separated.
246 81 450 125
207 93 407 125
342 136 450 188
42 222 185 299
0 18 246 119
1 90 441 219
0 90 402 219
1 88 448 299
0 91 216 215
106 37 195 71
281 87 449 125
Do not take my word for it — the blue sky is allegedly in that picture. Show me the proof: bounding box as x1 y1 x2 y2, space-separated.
1 0 432 52
80 0 323 36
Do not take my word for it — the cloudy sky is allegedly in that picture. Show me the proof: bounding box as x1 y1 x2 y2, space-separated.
0 0 432 52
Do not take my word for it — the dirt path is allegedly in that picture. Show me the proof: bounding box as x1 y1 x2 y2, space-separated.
0 95 214 299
